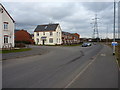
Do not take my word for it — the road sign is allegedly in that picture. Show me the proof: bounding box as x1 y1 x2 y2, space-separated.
112 42 118 46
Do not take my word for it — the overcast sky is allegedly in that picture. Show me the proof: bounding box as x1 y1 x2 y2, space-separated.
1 1 119 38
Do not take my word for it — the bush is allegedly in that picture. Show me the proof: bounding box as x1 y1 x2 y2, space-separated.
15 43 26 47
15 41 31 44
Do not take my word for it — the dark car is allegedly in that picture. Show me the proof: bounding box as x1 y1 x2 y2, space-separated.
82 43 88 47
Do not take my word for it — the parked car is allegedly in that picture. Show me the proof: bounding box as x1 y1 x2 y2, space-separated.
82 43 88 47
87 43 92 46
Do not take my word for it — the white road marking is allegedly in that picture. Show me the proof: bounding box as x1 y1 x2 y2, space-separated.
65 51 101 88
101 54 106 56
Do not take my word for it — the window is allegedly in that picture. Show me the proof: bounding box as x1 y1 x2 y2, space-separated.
4 22 8 30
57 38 58 43
50 32 53 36
4 35 8 43
43 32 45 35
37 32 39 36
44 26 48 29
49 38 53 43
37 38 39 44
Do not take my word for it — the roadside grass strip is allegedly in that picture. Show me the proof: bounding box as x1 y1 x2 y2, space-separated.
1 48 31 54
62 44 82 47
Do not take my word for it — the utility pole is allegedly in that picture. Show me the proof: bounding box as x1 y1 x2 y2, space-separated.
113 0 116 55
118 1 120 39
106 25 108 44
91 14 99 42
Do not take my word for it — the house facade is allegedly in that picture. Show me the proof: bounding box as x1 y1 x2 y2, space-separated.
15 29 34 44
62 32 80 45
0 4 15 49
34 23 62 45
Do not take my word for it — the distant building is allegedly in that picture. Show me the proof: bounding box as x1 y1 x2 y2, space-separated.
62 32 80 45
34 23 62 45
15 29 34 44
0 3 15 49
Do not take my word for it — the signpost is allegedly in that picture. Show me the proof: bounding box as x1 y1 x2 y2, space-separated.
112 42 118 46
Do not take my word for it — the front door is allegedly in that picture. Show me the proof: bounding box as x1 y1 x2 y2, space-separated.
43 40 45 45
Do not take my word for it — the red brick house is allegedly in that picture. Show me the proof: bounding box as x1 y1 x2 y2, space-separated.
15 29 34 44
62 32 80 45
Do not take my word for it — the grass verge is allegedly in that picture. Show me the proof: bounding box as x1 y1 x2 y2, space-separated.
62 44 82 47
107 42 120 67
1 48 31 54
35 44 82 47
115 42 120 67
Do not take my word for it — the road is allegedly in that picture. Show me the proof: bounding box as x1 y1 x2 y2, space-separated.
2 44 119 88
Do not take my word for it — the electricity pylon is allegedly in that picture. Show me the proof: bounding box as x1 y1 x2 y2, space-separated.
91 14 99 42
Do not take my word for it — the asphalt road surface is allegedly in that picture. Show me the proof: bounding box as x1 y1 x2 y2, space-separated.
2 44 119 88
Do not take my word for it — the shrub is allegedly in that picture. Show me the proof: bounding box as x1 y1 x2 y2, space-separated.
15 43 26 47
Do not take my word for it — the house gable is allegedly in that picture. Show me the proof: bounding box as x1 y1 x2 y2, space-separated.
0 3 15 23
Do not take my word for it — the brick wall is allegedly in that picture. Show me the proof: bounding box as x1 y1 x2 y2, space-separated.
15 30 34 44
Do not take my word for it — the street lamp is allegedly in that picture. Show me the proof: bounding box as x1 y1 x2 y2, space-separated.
113 0 116 55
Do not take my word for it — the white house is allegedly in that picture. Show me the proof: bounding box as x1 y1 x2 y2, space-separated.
0 3 15 49
34 23 62 45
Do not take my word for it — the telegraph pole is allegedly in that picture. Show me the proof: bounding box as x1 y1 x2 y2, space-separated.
118 1 120 39
106 25 108 44
113 0 116 55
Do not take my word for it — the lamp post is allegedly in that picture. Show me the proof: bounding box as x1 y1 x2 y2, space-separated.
113 0 116 55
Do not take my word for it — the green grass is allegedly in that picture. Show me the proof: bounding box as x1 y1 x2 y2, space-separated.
35 44 82 47
116 43 120 67
62 44 82 47
1 48 31 54
106 42 120 67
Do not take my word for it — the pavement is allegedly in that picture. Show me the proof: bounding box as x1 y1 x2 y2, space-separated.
2 44 119 88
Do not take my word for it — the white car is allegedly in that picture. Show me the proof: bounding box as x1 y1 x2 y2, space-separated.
87 43 92 46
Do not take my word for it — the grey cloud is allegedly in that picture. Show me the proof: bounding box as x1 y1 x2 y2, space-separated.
2 2 116 38
81 2 113 13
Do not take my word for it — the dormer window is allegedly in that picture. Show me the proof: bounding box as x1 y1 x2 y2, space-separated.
44 26 48 29
4 22 8 30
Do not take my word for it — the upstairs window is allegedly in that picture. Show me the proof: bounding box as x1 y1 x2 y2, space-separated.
50 32 53 36
43 32 45 35
4 22 8 30
37 32 39 36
